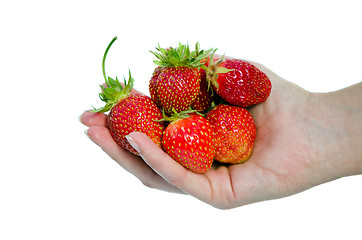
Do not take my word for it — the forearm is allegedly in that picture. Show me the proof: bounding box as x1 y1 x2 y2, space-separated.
306 82 362 180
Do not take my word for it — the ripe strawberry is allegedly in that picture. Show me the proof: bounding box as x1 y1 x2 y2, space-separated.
92 37 165 155
191 69 214 113
149 66 163 107
162 112 214 173
150 42 213 115
206 104 256 164
205 55 272 107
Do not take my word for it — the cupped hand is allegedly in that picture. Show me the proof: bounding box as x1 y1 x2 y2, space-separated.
80 63 329 209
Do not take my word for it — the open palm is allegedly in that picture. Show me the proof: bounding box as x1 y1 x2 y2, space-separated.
80 63 328 209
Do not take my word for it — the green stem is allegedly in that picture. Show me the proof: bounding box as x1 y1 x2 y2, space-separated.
102 36 118 87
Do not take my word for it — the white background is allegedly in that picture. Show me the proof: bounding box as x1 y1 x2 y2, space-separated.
1 0 361 239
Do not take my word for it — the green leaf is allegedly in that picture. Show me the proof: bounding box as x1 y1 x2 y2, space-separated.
150 41 214 68
200 64 208 70
115 76 123 90
216 67 233 74
107 76 117 88
102 88 117 100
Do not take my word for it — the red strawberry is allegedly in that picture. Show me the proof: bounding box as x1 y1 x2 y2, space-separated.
205 55 272 107
150 42 213 115
206 104 256 164
191 69 214 113
162 112 214 173
149 66 163 107
157 66 200 114
92 37 165 155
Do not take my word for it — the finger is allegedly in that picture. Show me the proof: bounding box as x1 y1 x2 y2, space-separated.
80 111 107 127
127 132 213 201
86 126 182 193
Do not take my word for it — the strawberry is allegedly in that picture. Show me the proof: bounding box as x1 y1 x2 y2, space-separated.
191 69 214 113
92 37 165 155
149 66 163 107
150 42 213 115
205 55 272 107
206 104 256 164
162 111 214 173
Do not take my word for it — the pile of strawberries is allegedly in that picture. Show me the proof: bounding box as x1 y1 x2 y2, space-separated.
92 37 272 174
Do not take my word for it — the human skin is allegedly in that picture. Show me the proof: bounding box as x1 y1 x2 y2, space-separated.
80 62 362 209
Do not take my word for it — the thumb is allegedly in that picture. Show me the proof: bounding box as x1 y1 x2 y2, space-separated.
126 131 188 184
126 132 210 197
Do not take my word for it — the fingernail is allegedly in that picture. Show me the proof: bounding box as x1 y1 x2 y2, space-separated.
79 110 93 123
84 129 98 146
126 134 141 153
84 129 91 139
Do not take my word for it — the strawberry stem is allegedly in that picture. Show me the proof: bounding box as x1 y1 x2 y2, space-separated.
91 37 135 113
102 36 118 87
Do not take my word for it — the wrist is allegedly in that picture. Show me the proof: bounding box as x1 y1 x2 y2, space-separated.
306 85 362 180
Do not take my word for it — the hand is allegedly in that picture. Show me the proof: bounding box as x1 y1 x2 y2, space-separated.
80 62 362 209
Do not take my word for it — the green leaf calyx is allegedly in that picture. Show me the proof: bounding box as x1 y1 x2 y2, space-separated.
205 53 233 91
157 108 201 123
91 37 134 113
150 42 214 68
